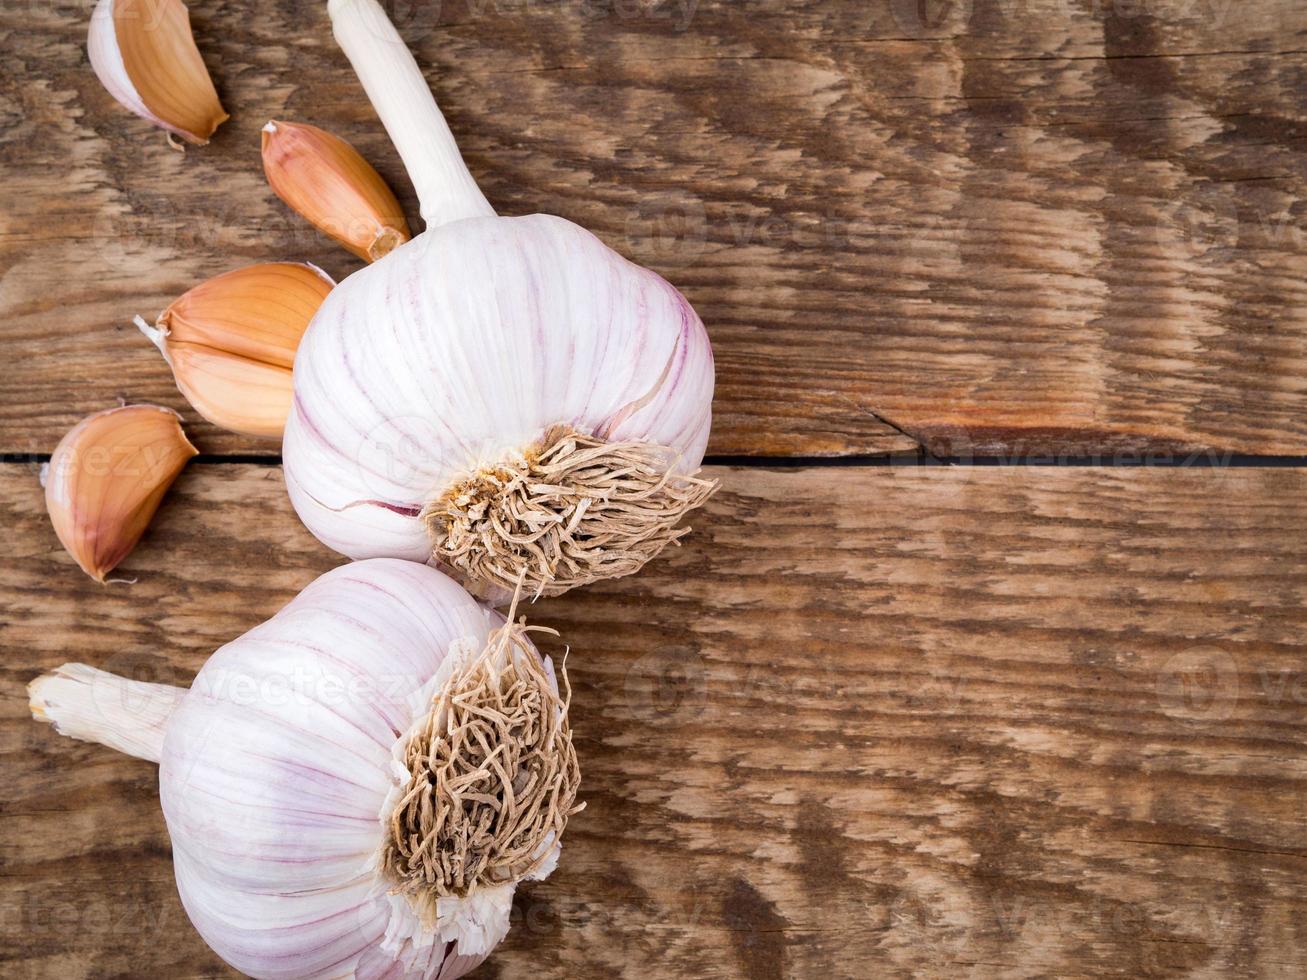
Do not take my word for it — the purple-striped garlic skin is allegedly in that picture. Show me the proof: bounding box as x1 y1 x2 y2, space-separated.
31 560 574 978
158 559 558 978
281 0 718 598
283 213 714 567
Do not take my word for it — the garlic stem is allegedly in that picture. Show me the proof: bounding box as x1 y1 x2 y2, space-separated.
135 314 169 356
29 664 184 764
328 0 495 229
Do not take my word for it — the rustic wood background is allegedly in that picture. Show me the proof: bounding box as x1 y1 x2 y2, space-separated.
2 0 1306 977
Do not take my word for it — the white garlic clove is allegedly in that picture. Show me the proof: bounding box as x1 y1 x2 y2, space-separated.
262 120 411 261
44 405 197 581
87 0 228 146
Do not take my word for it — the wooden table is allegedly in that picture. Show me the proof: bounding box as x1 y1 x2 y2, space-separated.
2 1 1305 977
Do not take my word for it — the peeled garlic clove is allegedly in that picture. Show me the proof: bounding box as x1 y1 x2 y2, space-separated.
137 262 334 439
87 0 228 146
44 405 197 582
262 120 411 261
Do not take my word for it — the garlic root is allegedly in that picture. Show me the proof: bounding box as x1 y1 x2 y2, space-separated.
426 426 718 598
385 615 582 900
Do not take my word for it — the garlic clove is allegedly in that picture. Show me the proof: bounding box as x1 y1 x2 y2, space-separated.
150 340 297 439
150 262 333 368
87 0 228 146
44 405 197 582
137 262 334 438
262 120 411 261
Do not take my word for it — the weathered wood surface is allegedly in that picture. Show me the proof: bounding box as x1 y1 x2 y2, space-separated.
2 462 1305 977
3 1 1307 458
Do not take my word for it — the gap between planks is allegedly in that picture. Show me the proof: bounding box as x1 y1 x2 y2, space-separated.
8 453 1307 469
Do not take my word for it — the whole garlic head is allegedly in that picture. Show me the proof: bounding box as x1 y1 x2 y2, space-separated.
282 0 717 600
30 559 581 979
285 214 715 597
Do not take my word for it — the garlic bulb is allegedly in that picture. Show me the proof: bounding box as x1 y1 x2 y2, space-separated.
43 404 197 581
29 559 581 979
87 0 228 146
284 0 717 599
137 263 334 438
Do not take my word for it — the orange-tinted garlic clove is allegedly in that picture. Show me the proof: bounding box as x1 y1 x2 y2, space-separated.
137 262 333 439
44 405 197 582
87 0 228 146
156 343 297 439
149 262 333 368
262 120 411 261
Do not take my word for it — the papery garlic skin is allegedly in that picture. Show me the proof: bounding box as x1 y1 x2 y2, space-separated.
30 559 573 980
87 0 228 145
285 0 715 596
139 262 334 438
285 215 714 566
44 404 197 581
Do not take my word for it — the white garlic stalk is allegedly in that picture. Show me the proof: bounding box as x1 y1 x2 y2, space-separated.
29 559 582 979
284 0 717 600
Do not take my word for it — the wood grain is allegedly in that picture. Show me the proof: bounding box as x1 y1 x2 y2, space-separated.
2 461 1304 977
2 1 1307 457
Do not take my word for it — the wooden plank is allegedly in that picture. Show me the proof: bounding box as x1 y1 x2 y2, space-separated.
3 2 1307 458
2 461 1304 977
